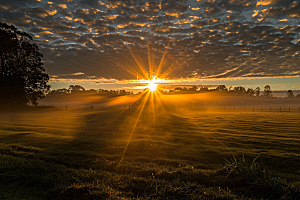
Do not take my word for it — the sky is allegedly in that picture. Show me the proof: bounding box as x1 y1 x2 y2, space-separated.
1 0 300 91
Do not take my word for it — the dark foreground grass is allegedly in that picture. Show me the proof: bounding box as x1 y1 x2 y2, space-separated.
0 108 299 199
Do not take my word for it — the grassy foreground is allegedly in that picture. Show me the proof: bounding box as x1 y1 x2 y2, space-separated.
0 107 299 199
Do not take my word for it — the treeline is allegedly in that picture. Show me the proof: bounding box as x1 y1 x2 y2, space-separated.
47 85 133 97
167 85 299 98
48 84 299 98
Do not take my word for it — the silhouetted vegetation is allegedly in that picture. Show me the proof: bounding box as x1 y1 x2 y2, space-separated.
287 90 294 98
0 22 49 109
263 85 272 97
46 84 298 103
47 85 133 98
166 84 295 99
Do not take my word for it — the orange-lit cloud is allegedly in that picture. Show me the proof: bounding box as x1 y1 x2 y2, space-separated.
1 0 300 84
57 4 67 9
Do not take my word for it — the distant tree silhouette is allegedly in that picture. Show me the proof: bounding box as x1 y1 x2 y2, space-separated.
246 88 255 96
98 89 109 93
199 87 209 92
48 88 70 96
174 87 183 93
233 86 246 95
254 87 260 97
287 90 294 98
119 89 127 95
263 85 272 97
86 89 97 93
69 85 86 93
216 85 227 91
189 85 198 91
0 22 49 108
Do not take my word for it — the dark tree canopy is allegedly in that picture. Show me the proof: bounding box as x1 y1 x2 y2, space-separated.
233 86 246 95
254 87 260 97
263 85 272 97
287 90 294 98
0 22 50 108
216 85 227 91
69 85 86 93
246 88 255 96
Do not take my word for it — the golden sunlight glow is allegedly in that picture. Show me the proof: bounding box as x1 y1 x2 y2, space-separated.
147 83 157 91
135 77 166 91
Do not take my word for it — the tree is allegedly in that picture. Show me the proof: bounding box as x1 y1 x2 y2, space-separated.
174 87 182 92
0 22 49 108
246 88 255 96
119 89 127 95
263 85 272 97
287 90 294 98
48 88 70 96
254 87 260 97
216 85 227 91
199 87 209 92
69 85 86 93
233 86 246 95
189 85 198 91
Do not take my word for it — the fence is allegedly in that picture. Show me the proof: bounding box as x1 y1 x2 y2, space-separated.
39 104 300 112
40 104 136 110
188 106 300 112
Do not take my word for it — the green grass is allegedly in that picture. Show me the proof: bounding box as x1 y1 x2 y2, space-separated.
0 107 299 199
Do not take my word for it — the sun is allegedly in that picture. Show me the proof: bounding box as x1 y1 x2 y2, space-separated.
147 83 157 91
136 77 165 92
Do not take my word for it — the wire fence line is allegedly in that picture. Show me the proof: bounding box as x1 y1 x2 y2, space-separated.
188 105 300 112
39 104 300 112
39 104 135 110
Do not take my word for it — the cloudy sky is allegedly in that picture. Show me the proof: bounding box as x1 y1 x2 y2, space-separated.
1 0 300 90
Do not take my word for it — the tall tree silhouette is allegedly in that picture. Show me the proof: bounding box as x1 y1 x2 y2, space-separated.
0 22 49 108
263 85 272 97
287 90 294 98
233 86 246 95
69 85 86 93
254 87 260 97
216 85 227 91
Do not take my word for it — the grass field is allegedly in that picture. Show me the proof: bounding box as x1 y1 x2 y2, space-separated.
0 102 300 199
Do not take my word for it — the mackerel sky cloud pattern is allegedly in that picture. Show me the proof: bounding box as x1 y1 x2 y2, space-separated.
1 0 300 81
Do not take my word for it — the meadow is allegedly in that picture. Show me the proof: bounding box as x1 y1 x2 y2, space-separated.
0 94 300 199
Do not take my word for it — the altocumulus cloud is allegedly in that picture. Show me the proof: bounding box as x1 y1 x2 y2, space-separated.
0 0 300 81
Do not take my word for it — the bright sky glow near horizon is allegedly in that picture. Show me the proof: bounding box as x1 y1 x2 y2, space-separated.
1 0 300 91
